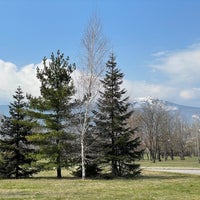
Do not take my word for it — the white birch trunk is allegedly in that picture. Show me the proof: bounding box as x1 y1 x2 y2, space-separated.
81 98 90 180
76 14 109 179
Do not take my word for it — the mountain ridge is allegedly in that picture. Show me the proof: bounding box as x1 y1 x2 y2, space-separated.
1 97 200 122
133 96 200 122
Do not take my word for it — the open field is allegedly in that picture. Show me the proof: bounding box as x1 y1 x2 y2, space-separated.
138 156 200 168
1 157 200 200
0 169 200 200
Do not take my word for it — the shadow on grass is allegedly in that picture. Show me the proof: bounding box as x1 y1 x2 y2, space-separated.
1 170 193 181
30 176 80 180
136 172 194 181
138 175 188 180
31 173 191 181
0 175 192 181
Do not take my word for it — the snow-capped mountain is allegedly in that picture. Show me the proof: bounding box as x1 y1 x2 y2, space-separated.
133 96 178 111
132 96 200 122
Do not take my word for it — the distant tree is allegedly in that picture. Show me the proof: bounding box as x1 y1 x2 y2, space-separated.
140 100 190 162
27 50 76 178
94 54 143 177
0 87 38 178
159 113 174 161
141 101 169 162
191 117 200 161
127 110 146 159
171 115 190 160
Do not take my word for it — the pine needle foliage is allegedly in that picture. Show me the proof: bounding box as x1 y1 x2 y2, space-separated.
27 50 76 178
0 87 38 178
94 54 143 177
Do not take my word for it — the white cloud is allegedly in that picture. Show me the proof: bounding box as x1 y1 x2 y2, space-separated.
123 79 177 102
148 43 200 106
152 45 200 85
122 79 200 107
179 90 194 100
0 60 41 104
1 42 200 108
73 43 200 107
179 88 200 101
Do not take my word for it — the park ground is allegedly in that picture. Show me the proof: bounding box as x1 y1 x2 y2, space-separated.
0 157 200 200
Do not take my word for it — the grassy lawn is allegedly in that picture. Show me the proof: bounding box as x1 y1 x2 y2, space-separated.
138 156 200 168
0 169 200 200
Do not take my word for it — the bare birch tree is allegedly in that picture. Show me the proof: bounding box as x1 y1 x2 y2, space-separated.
75 14 109 179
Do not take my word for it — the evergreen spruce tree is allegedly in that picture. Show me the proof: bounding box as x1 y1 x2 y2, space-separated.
27 50 76 178
94 54 143 177
0 87 38 178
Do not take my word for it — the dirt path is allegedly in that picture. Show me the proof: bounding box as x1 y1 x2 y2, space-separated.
143 167 200 175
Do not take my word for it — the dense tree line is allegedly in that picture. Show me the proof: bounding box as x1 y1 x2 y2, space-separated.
0 51 143 178
0 50 199 179
1 14 199 179
138 100 195 162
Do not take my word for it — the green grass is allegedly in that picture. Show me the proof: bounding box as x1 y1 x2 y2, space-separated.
0 169 200 200
138 156 200 168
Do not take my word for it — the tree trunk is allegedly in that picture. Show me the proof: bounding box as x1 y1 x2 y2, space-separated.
170 149 174 160
80 97 90 180
16 166 19 179
81 134 85 180
56 146 62 178
150 149 156 163
78 13 108 180
164 152 168 161
157 147 161 162
146 152 149 160
179 151 185 160
57 165 62 178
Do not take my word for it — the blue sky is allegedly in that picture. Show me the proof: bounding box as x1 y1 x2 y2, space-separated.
1 0 200 107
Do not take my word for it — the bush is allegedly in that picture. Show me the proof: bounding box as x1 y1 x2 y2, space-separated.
73 163 102 178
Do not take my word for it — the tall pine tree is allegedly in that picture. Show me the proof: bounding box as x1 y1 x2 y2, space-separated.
0 87 38 178
94 54 143 177
27 50 76 178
